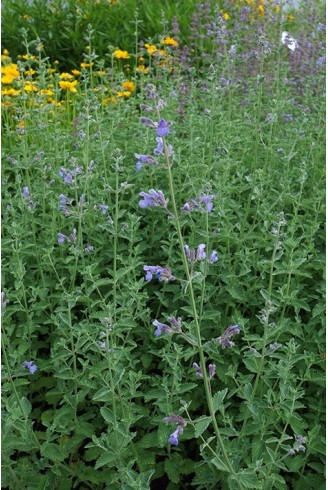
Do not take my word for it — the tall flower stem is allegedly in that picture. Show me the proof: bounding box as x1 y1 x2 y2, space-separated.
163 139 241 487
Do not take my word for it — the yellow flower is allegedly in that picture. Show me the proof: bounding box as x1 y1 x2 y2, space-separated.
139 56 145 62
23 14 30 20
60 72 74 80
96 70 107 76
22 54 37 60
59 80 79 93
1 63 20 84
161 37 178 47
102 96 118 105
257 4 265 15
48 68 56 74
54 60 60 65
80 62 94 68
145 44 158 55
122 80 135 92
273 5 280 11
116 90 131 98
71 69 81 76
2 87 21 96
3 49 9 56
24 68 36 76
286 14 295 19
113 49 130 59
136 65 150 74
23 81 38 92
159 49 167 57
39 89 55 96
222 12 230 20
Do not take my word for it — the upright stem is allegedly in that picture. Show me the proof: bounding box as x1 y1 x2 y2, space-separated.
163 139 241 486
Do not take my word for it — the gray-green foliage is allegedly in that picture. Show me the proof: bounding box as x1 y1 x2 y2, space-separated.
1 8 325 490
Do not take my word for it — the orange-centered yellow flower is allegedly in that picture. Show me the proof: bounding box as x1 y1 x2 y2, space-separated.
1 63 20 84
122 81 135 92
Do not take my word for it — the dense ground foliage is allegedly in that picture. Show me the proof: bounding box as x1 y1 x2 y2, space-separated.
1 1 325 489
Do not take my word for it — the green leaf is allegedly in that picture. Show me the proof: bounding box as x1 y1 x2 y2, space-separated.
213 389 228 411
20 396 32 417
95 450 117 469
195 416 211 438
233 470 263 489
40 443 65 463
100 407 115 424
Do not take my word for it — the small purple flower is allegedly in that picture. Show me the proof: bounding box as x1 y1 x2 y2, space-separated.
208 363 216 378
57 233 67 244
289 435 307 455
181 202 191 212
193 362 203 378
135 153 157 171
153 319 173 337
168 426 184 446
156 119 170 137
22 186 30 199
209 250 219 263
196 244 206 261
199 195 214 213
167 316 182 331
84 244 94 253
216 324 241 349
140 117 157 129
22 360 37 374
139 189 168 209
153 137 164 156
163 414 187 446
143 265 175 282
98 204 108 215
139 103 153 112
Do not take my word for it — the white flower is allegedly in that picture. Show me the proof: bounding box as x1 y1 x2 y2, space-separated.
281 31 297 51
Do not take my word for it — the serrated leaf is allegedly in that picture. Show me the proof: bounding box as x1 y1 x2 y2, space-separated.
233 470 263 489
92 387 112 402
40 443 65 463
195 416 211 438
95 450 117 469
213 389 228 411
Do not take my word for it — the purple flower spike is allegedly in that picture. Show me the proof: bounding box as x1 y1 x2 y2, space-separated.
196 244 206 261
209 250 219 263
216 324 241 349
22 360 37 374
153 319 173 337
139 189 168 209
163 415 186 446
156 119 170 137
193 362 203 378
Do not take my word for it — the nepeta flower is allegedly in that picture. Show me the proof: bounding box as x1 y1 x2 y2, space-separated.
216 324 241 349
167 316 182 330
193 362 203 378
140 117 157 129
135 153 157 171
156 119 170 137
153 319 173 337
209 250 219 263
153 137 164 155
199 195 214 213
168 426 184 446
288 435 307 455
196 244 206 261
139 189 168 208
208 363 216 378
163 414 187 446
57 229 77 245
22 186 30 199
94 204 109 215
57 233 67 244
22 360 37 374
143 265 176 282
